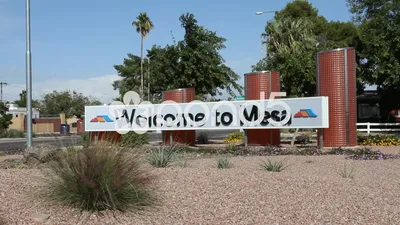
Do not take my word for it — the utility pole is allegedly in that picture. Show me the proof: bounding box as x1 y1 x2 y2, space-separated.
25 0 33 148
0 82 8 102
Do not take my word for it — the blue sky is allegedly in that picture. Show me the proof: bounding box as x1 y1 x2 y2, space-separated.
0 0 353 103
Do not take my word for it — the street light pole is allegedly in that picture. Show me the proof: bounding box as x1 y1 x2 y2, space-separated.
255 11 276 15
25 0 33 148
255 10 276 58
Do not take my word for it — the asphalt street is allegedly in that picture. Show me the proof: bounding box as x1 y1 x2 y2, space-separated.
0 130 238 152
0 129 309 152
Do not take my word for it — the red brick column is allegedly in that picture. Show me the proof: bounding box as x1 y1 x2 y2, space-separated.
317 48 357 147
244 71 281 146
162 88 196 146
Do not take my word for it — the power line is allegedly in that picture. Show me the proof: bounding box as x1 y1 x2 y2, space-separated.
0 82 9 103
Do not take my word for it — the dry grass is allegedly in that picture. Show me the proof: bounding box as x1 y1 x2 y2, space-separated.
1 152 400 224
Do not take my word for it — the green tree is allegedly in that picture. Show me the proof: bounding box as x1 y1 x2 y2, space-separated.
112 54 151 100
253 0 362 97
132 12 154 97
347 0 400 88
0 102 12 132
259 17 318 97
151 13 242 98
39 90 101 118
115 13 242 101
347 0 400 120
14 90 41 108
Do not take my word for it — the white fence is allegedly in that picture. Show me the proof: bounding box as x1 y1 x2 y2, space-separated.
357 123 400 134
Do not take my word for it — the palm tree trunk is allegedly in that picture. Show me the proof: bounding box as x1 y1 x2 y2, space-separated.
140 36 144 98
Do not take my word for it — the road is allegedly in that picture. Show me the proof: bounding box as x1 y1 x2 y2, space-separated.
0 136 83 152
0 130 237 152
0 129 309 152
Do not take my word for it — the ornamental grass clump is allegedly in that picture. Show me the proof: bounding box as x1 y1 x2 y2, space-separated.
42 145 154 212
217 156 233 169
261 158 289 172
148 144 178 168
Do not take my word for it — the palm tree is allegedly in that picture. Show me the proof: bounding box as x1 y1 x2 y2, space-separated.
132 12 154 98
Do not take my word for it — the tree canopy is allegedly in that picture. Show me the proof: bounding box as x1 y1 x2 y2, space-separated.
39 90 101 118
114 13 243 101
347 0 400 89
13 90 41 108
253 0 361 97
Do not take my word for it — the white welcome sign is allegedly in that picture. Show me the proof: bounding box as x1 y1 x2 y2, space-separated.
84 91 329 134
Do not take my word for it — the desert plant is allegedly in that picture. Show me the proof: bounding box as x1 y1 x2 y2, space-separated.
338 162 356 179
197 132 209 144
148 144 177 167
81 132 91 147
261 158 289 172
120 131 149 148
24 144 62 161
217 156 233 169
42 145 154 211
0 152 5 157
226 143 237 153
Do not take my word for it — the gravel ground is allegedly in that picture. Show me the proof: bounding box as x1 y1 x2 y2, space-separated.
1 148 400 224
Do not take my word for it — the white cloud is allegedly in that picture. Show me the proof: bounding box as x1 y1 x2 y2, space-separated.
3 74 121 104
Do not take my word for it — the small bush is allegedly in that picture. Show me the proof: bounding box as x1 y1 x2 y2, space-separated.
197 132 209 144
120 132 149 148
226 143 237 153
81 132 91 147
338 162 356 179
326 147 355 155
262 145 283 155
0 129 25 138
217 157 233 169
360 135 400 146
346 147 398 160
148 144 177 168
223 131 244 143
295 146 322 156
0 152 5 157
261 158 289 172
42 145 154 211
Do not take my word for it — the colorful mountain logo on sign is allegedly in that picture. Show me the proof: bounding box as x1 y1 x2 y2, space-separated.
90 115 114 123
294 109 318 118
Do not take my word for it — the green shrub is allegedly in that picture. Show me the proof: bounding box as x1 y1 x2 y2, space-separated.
223 131 244 143
148 144 177 168
0 129 26 138
226 143 237 153
197 132 209 144
81 132 91 147
42 145 154 211
261 158 289 172
0 152 5 157
217 156 233 169
120 131 149 148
